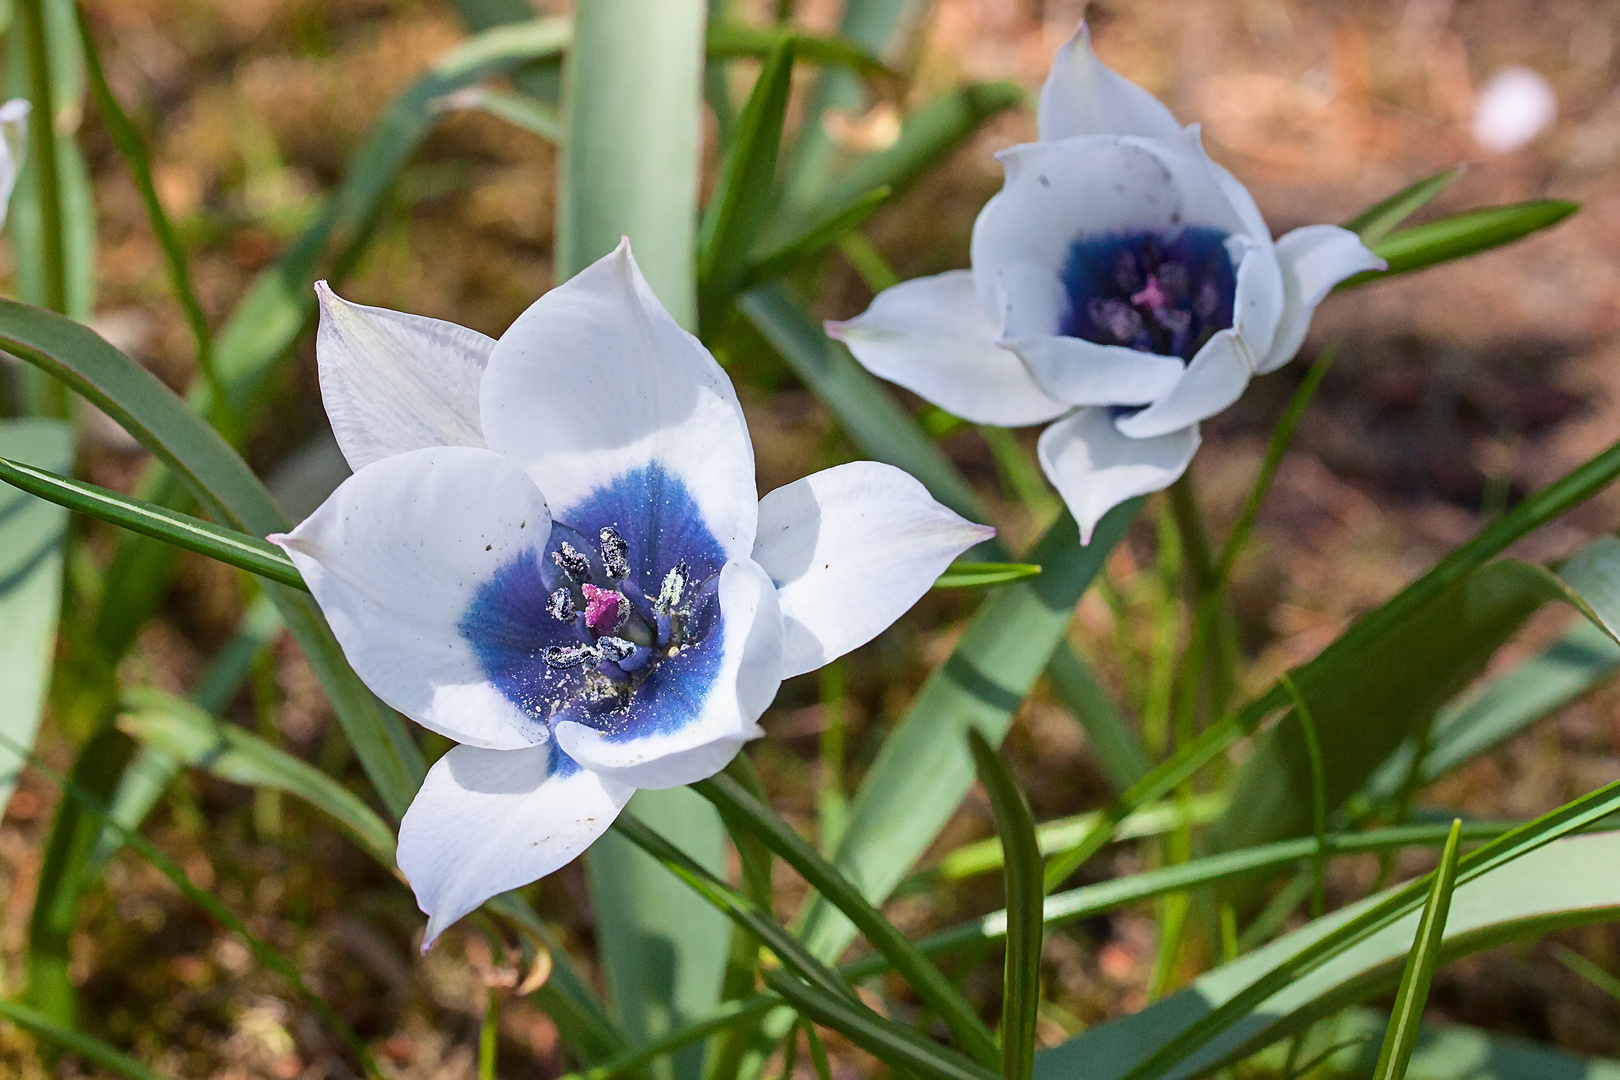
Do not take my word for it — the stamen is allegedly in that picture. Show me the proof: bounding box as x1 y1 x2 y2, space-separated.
544 643 597 669
545 587 576 622
655 561 689 614
597 636 635 663
599 527 631 579
553 542 592 581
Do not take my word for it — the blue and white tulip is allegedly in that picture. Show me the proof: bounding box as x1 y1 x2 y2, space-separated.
272 242 992 945
829 25 1384 542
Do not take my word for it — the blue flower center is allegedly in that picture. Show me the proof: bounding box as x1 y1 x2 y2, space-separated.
459 464 728 741
1058 227 1237 361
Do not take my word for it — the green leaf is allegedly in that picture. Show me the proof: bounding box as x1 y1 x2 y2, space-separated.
705 24 895 83
434 86 565 143
780 81 1025 244
1324 1007 1620 1080
967 731 1043 1080
0 998 168 1080
1371 820 1463 1080
116 688 396 867
935 562 1042 589
762 968 1000 1080
693 774 1000 1068
1042 643 1150 795
0 421 71 815
798 504 1138 961
557 7 724 1075
698 38 796 334
1342 167 1463 244
0 300 424 816
1033 828 1620 1080
1344 200 1578 288
0 456 306 590
738 185 890 291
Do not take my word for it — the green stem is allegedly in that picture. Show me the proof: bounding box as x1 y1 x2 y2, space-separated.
17 0 65 317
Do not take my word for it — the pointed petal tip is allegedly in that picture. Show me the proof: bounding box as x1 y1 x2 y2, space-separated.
0 98 29 123
823 319 849 341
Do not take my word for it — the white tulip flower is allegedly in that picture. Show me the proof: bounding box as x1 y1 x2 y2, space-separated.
830 25 1384 541
272 242 992 945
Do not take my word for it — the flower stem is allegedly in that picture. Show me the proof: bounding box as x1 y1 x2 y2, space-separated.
17 0 65 317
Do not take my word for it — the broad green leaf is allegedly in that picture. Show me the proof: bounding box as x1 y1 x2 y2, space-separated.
698 38 796 334
1032 830 1620 1080
967 731 1042 1080
694 774 999 1067
116 688 396 867
934 562 1042 589
1342 167 1463 244
799 503 1138 961
738 185 889 290
557 6 725 1075
1344 200 1578 289
0 302 424 815
1321 1007 1620 1080
1043 642 1150 794
1371 820 1462 1080
0 421 71 814
0 457 305 589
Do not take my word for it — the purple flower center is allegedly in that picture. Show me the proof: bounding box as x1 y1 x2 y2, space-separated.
1059 227 1237 361
582 583 624 634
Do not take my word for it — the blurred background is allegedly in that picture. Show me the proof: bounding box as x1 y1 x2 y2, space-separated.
4 0 1620 1076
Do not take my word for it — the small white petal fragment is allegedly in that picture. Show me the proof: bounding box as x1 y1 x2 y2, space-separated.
552 559 783 789
1473 67 1557 153
272 446 553 750
1037 23 1182 142
0 99 28 229
315 283 492 471
753 461 996 679
827 271 1069 426
1256 225 1386 374
1038 409 1200 544
480 240 759 559
399 742 633 949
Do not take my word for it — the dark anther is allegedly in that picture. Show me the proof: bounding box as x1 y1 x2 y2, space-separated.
600 527 630 579
553 542 592 580
544 643 597 669
545 587 576 622
655 561 689 614
597 636 635 663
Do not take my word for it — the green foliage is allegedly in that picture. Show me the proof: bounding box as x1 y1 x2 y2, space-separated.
1371 820 1463 1080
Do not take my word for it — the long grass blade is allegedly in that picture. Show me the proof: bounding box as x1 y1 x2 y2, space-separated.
1371 820 1464 1080
1279 674 1329 918
0 998 169 1080
1342 167 1463 244
693 774 1001 1068
967 731 1043 1080
1343 200 1578 289
16 0 65 317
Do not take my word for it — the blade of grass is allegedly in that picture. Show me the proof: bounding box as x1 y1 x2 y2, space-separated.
0 456 306 590
934 563 1042 588
693 773 1001 1068
0 998 169 1080
967 731 1043 1080
1371 820 1464 1080
16 0 65 317
738 185 890 291
1342 167 1463 244
705 23 895 83
1342 200 1578 289
1279 675 1329 919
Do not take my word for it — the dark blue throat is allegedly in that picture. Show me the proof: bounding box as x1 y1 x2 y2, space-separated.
459 463 729 742
1058 227 1237 361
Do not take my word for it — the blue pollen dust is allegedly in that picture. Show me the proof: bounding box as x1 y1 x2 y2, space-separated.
458 463 729 745
1058 226 1237 361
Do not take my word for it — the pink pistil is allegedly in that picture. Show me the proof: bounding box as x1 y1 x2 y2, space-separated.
1130 274 1170 314
581 583 625 634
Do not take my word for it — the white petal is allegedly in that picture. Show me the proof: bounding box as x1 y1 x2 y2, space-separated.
480 240 758 559
1256 225 1386 374
0 99 27 229
826 271 1069 427
271 446 554 750
315 283 491 472
753 462 996 679
552 559 783 789
1037 409 1200 544
399 742 634 948
998 262 1186 406
1037 22 1182 142
1109 240 1281 437
970 135 1250 316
